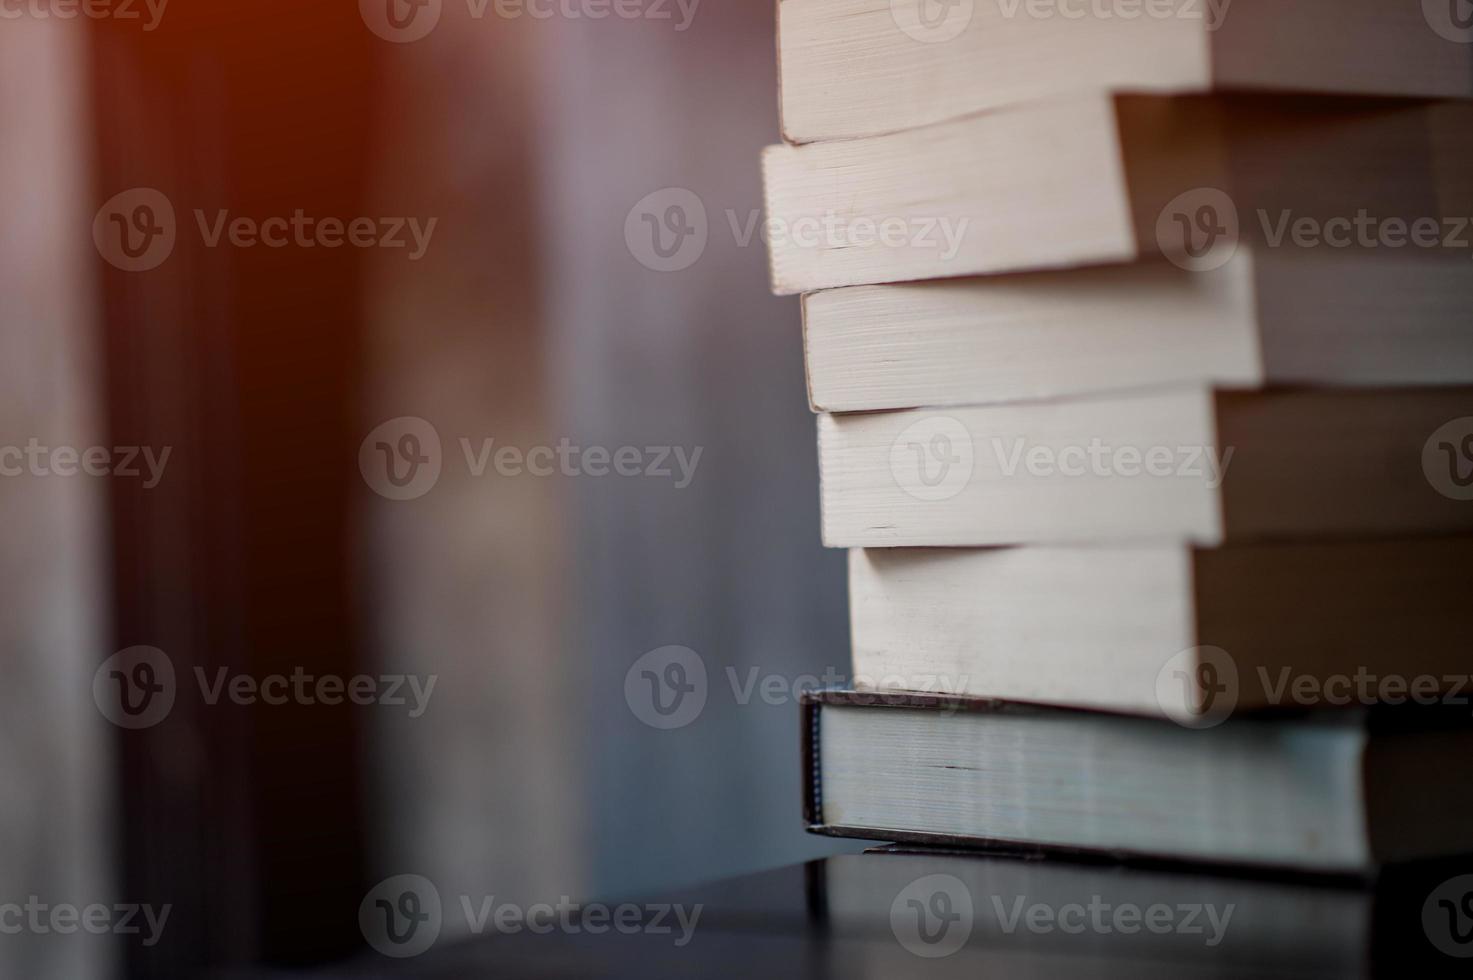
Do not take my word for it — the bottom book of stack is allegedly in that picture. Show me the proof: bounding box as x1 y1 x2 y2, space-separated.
803 691 1473 876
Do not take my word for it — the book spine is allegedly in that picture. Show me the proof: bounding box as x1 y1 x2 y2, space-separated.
800 693 823 828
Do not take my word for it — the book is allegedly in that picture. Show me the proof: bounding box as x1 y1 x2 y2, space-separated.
762 93 1473 293
817 384 1473 547
847 539 1472 719
778 0 1473 142
764 0 1473 925
802 691 1473 874
804 248 1473 413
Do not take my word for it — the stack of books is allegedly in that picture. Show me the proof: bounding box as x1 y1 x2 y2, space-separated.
762 1 1473 874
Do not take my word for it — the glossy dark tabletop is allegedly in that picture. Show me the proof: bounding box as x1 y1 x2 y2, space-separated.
327 848 1473 978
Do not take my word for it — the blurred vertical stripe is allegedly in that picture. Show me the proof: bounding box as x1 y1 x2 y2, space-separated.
0 17 114 980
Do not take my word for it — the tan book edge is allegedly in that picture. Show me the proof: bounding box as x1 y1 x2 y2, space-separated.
763 93 1470 293
778 0 1473 143
801 247 1473 412
848 538 1473 720
817 385 1473 546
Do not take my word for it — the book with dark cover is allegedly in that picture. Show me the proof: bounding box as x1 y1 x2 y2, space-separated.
802 691 1473 876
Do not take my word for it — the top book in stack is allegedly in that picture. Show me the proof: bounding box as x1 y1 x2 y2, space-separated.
778 0 1473 143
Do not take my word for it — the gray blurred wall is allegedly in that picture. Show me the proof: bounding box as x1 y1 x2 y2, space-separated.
533 8 857 897
363 2 854 919
0 19 115 980
361 20 586 921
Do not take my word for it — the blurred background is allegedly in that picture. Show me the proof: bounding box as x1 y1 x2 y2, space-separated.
2 2 855 976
